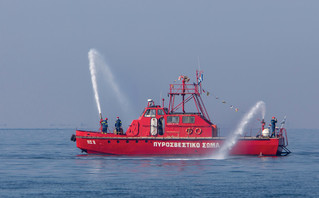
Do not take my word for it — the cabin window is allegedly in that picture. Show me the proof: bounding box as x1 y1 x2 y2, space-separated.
140 109 146 116
167 116 179 123
158 109 164 115
182 116 195 123
144 109 156 117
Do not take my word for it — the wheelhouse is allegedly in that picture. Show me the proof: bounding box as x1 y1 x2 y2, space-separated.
126 71 218 138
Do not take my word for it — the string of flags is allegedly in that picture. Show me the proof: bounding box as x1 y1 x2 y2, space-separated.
172 74 240 113
197 73 240 112
202 87 239 112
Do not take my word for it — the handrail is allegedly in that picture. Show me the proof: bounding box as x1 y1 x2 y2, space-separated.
279 128 288 146
283 128 288 146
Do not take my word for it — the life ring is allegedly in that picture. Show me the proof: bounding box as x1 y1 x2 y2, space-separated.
186 128 193 135
195 128 202 135
127 121 139 137
131 121 139 136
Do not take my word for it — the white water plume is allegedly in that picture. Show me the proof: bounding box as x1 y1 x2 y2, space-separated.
88 49 102 116
88 49 132 119
213 101 266 159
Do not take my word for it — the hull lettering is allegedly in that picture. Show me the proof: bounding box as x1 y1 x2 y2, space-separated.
153 141 220 149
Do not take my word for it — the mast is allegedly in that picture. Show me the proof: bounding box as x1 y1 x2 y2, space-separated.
168 71 211 122
182 78 185 113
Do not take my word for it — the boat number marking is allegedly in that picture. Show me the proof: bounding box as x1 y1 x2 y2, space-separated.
153 142 220 149
87 140 96 145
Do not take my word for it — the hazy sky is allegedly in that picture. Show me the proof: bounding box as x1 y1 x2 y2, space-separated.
0 1 318 129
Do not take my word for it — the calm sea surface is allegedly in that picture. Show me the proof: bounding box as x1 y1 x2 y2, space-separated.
0 129 318 197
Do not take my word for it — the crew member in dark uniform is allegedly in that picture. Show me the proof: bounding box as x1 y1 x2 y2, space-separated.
100 118 108 134
115 117 122 132
270 116 277 137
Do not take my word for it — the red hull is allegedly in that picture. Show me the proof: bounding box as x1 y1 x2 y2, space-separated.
73 71 290 156
75 130 284 156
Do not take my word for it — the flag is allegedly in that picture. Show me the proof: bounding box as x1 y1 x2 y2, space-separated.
198 73 203 85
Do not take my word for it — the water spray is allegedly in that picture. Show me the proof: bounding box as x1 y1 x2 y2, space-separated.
88 48 134 122
88 49 102 119
213 101 266 159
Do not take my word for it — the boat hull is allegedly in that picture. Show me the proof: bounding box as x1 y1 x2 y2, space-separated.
75 130 284 156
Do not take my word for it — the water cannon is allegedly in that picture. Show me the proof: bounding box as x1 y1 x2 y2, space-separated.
99 113 103 120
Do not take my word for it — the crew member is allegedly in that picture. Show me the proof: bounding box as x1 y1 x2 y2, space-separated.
261 119 266 131
100 118 108 134
270 116 277 137
115 117 122 132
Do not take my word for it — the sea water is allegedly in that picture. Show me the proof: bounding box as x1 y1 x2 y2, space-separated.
0 129 318 197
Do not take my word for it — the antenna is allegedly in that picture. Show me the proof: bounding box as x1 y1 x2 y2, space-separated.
159 90 163 105
280 116 287 129
197 56 201 70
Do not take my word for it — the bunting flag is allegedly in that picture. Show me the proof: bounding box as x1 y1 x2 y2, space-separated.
201 87 240 113
198 73 203 85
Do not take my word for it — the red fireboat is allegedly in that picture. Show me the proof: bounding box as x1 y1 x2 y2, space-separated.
71 71 290 156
